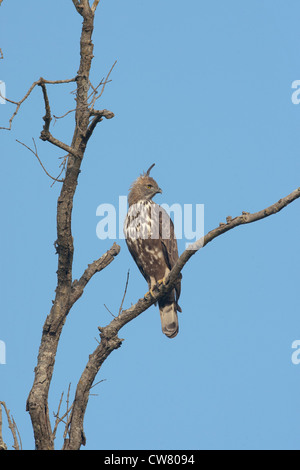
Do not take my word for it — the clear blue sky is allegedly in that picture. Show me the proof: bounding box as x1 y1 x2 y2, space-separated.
0 0 300 450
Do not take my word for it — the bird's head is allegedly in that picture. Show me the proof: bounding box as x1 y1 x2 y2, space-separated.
128 164 162 206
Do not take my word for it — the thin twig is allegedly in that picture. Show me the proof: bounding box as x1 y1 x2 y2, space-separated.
118 270 130 316
90 379 106 390
65 383 71 435
103 270 129 318
88 79 100 95
88 78 112 106
52 392 64 440
89 60 117 110
16 138 64 184
63 406 73 440
52 385 73 441
104 304 116 318
53 108 76 124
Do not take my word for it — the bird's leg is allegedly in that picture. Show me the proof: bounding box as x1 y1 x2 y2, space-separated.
144 278 167 299
155 277 167 287
144 279 154 299
144 288 155 300
144 277 160 300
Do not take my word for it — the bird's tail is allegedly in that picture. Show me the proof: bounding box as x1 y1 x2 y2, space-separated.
158 293 179 339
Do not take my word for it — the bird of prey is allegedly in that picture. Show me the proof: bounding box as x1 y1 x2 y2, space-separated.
124 164 182 338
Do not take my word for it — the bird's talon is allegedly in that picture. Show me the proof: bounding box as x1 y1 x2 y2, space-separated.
156 277 167 287
144 288 155 299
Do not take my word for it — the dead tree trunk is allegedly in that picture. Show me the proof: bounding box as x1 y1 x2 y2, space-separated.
25 1 118 450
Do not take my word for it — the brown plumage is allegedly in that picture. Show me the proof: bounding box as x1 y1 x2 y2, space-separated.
124 164 182 338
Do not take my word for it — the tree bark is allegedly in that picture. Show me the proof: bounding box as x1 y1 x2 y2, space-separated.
26 2 101 450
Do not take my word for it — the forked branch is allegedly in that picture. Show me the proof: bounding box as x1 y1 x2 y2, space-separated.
0 77 76 131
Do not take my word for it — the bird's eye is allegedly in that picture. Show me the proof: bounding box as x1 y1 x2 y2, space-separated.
147 184 153 189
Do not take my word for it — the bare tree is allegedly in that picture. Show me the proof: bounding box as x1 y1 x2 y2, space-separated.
1 0 299 450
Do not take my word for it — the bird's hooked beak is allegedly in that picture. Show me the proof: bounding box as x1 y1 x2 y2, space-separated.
156 188 162 195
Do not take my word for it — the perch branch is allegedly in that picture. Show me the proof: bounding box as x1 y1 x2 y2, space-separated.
106 186 300 331
64 185 300 450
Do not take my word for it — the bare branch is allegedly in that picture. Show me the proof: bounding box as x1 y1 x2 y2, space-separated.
65 383 72 439
90 379 106 390
72 0 91 16
128 185 300 318
104 303 117 318
43 78 77 85
0 80 40 131
71 0 82 14
91 0 101 13
39 80 79 157
70 243 121 306
0 402 21 450
0 403 7 450
0 77 76 131
85 109 115 142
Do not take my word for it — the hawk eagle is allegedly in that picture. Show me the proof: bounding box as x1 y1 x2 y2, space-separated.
124 164 182 338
